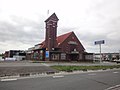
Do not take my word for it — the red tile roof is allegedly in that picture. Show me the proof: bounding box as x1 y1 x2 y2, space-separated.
39 31 73 48
40 41 45 48
57 31 73 46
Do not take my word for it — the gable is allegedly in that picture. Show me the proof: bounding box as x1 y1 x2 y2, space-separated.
57 31 85 52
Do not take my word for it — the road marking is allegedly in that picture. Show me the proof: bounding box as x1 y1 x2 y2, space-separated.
113 72 119 74
41 63 50 66
105 84 120 90
88 73 96 76
53 75 64 78
1 78 17 81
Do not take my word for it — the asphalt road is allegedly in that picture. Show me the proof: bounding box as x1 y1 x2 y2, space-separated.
0 69 120 90
0 61 58 77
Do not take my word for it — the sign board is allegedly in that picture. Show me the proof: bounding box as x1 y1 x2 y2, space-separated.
45 51 49 58
68 41 78 45
95 40 105 45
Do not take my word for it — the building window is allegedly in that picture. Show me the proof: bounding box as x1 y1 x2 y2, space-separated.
52 54 59 60
33 52 39 59
61 53 66 60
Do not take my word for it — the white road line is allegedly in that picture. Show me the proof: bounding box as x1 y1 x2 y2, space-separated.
1 78 17 81
53 75 64 78
88 73 96 76
113 72 119 73
105 84 120 90
41 63 50 66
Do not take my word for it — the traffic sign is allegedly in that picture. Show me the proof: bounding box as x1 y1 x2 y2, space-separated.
95 40 105 45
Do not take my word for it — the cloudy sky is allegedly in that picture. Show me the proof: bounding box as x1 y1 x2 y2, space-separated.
0 0 120 53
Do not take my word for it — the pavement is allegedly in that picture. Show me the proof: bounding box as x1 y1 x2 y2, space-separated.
0 60 45 67
0 69 120 90
0 61 120 90
0 61 58 77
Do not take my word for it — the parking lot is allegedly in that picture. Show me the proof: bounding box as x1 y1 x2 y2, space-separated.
0 61 58 77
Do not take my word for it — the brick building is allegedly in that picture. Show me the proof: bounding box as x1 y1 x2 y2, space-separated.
26 13 91 61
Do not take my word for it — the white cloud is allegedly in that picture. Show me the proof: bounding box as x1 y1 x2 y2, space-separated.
0 0 120 53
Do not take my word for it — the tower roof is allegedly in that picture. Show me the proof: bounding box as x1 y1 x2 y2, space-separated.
45 13 59 22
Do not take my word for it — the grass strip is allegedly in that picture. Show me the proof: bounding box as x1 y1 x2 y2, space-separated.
51 65 120 72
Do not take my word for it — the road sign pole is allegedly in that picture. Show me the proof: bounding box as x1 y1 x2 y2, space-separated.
95 40 105 63
119 50 120 60
99 44 102 63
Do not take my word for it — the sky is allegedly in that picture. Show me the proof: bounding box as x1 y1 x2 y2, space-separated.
0 0 120 53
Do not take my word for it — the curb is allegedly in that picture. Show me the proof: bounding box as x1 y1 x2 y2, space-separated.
0 71 57 80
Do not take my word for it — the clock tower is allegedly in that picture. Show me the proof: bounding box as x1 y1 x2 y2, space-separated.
45 13 59 51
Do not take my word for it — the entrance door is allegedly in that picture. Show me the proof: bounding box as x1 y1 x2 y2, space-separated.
70 54 79 61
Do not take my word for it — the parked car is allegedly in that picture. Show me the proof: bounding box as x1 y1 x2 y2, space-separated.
5 58 16 61
116 59 120 64
113 59 117 62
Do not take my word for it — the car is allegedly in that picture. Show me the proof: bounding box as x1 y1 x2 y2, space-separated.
116 59 120 64
113 59 117 62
